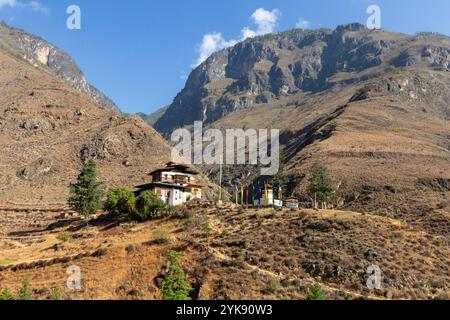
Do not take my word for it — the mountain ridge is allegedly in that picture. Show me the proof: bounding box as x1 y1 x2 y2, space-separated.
153 23 450 237
0 21 121 113
155 23 450 134
135 105 169 126
0 38 171 204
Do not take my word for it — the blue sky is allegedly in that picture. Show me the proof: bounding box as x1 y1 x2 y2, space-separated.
1 0 450 114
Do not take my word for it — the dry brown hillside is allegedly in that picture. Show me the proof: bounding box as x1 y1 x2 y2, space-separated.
209 69 450 237
175 25 450 238
284 71 450 237
0 48 171 204
154 25 450 239
0 206 448 300
208 69 450 236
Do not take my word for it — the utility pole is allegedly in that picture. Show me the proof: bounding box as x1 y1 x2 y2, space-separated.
218 163 223 204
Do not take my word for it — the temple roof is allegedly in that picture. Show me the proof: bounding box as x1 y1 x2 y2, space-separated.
135 181 187 190
148 162 199 176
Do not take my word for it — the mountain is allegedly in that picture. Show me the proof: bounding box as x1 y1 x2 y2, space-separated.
155 23 450 134
0 23 448 302
155 23 450 236
136 106 169 126
0 22 121 113
0 39 171 204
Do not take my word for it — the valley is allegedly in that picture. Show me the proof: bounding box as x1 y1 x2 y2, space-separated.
0 21 448 301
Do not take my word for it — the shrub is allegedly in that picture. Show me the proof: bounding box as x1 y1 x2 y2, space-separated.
298 211 308 220
51 286 62 300
164 206 178 218
184 212 209 232
265 278 281 294
17 278 34 300
306 282 325 300
434 292 449 301
56 231 72 242
200 214 211 235
0 288 14 300
152 228 170 244
134 191 166 221
68 160 103 217
433 238 446 247
256 216 263 227
104 186 136 215
0 260 12 266
161 250 193 300
173 206 194 219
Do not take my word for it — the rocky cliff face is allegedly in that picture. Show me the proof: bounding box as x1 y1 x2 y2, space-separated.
0 22 121 113
154 23 450 237
136 106 169 126
155 23 450 134
0 40 170 203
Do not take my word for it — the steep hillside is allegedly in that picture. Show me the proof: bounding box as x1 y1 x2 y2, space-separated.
283 72 450 235
155 24 450 236
155 24 414 133
156 23 450 134
207 68 450 234
0 22 121 112
0 206 448 300
136 106 169 126
0 46 171 204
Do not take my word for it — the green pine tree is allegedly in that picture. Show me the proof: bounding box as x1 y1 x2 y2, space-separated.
308 162 335 209
17 278 33 300
68 160 103 217
0 288 14 300
306 282 325 300
161 250 193 300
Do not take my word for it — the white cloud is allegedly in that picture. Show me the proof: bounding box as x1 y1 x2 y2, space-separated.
248 8 281 36
0 0 16 8
28 1 49 14
296 17 310 29
192 8 281 68
0 0 49 14
192 32 238 68
240 27 257 39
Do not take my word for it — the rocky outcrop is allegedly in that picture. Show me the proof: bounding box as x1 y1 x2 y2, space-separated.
155 23 450 135
0 45 170 203
0 22 121 112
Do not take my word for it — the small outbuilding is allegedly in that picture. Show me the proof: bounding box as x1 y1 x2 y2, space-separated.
285 198 299 209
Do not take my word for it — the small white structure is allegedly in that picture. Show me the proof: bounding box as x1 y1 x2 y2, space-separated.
252 186 283 207
285 198 299 209
273 199 283 208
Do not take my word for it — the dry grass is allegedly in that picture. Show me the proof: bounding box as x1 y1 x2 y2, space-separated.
0 205 448 300
0 49 171 204
186 207 449 300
